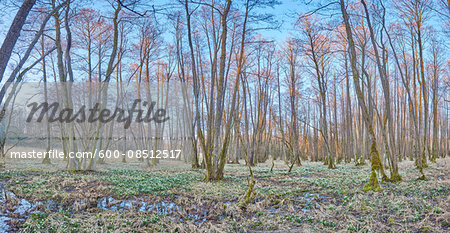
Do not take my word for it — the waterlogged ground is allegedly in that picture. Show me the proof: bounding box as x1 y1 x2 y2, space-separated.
0 158 449 232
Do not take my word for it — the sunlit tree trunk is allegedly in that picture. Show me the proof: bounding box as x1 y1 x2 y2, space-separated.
340 0 385 191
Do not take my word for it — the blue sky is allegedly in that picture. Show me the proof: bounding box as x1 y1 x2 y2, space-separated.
0 0 306 50
0 0 447 72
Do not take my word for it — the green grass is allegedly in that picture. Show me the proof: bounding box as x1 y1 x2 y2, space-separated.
98 169 202 197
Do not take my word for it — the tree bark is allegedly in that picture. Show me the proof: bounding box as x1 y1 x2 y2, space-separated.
0 0 36 82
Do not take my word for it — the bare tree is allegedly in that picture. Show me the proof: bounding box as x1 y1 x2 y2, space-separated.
339 0 386 191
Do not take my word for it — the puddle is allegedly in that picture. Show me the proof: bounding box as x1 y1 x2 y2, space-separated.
97 197 210 223
1 182 53 232
267 192 329 215
0 181 211 231
1 180 329 232
97 196 181 214
97 196 208 224
1 183 13 232
0 216 10 233
183 204 209 224
152 201 180 215
297 192 328 213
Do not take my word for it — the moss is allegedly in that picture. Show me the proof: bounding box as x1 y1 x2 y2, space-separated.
238 178 256 209
328 163 336 169
328 157 336 169
419 226 432 232
355 161 366 166
387 217 395 225
382 174 389 182
363 170 381 192
417 175 428 181
42 158 51 164
389 172 402 183
417 164 428 181
369 142 388 182
442 221 450 228
370 143 383 171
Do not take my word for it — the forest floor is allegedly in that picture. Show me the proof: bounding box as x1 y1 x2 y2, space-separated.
0 157 449 232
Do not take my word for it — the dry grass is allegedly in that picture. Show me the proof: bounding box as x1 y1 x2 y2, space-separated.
0 156 448 232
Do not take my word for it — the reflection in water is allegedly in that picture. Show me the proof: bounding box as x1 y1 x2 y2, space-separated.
1 182 209 231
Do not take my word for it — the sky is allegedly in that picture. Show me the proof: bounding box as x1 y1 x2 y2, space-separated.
1 0 447 43
0 0 447 76
0 0 307 55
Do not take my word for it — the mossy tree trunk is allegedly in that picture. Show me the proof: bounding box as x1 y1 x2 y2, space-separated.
361 0 401 182
340 0 386 191
386 0 428 180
